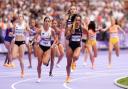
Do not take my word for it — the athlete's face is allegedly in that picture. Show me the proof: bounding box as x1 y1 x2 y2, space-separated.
18 15 23 23
52 20 58 28
44 18 51 26
70 6 77 15
59 19 65 28
19 15 23 21
75 16 81 26
31 20 36 27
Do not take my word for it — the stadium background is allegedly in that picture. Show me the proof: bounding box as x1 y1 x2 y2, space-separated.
0 0 128 52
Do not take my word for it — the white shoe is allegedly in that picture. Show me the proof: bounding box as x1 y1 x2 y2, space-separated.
56 64 61 68
71 69 74 73
36 78 41 83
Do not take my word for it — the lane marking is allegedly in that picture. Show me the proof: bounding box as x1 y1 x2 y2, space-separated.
63 72 127 89
0 67 126 89
11 74 65 89
11 78 35 89
0 68 127 89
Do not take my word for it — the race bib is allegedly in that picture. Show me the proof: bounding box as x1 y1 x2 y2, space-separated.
15 29 24 35
40 40 51 47
71 35 81 41
89 35 96 40
110 33 118 38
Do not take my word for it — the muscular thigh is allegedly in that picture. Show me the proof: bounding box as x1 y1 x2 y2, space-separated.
37 46 44 60
42 49 51 64
66 46 73 58
19 44 26 58
12 44 19 59
58 44 64 54
73 47 81 58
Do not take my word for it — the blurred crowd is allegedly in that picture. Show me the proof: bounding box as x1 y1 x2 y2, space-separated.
0 0 128 43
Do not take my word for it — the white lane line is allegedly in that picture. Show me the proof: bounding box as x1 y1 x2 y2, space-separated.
114 76 128 89
2 68 127 89
11 78 35 89
1 68 128 88
63 72 127 89
11 73 65 89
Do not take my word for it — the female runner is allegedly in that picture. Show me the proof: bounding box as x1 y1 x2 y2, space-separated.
36 17 56 82
65 14 83 83
4 21 14 67
86 21 97 69
49 19 64 76
108 17 125 68
12 14 29 78
27 19 38 68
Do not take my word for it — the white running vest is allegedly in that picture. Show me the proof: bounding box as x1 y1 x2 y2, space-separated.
15 22 25 36
40 27 52 47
